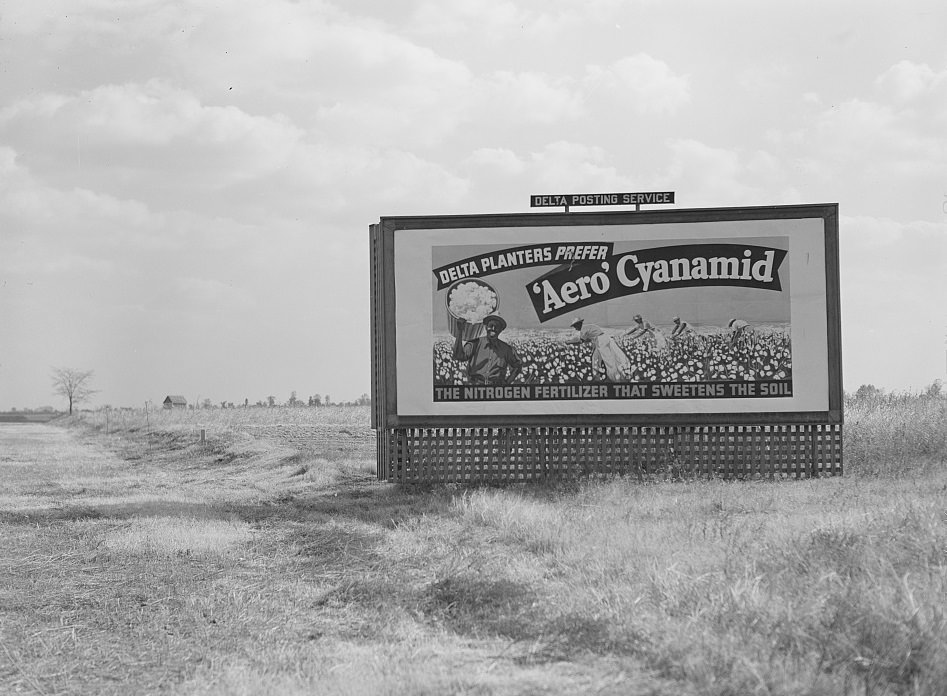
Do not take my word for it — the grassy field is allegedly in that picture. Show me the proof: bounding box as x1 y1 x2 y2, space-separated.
1 396 945 695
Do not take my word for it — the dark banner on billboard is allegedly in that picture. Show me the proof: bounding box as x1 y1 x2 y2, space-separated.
434 242 787 322
527 243 786 322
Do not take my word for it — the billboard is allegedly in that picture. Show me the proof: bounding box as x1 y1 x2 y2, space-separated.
371 204 840 428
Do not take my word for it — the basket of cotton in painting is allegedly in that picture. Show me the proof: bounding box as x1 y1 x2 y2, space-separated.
445 278 499 342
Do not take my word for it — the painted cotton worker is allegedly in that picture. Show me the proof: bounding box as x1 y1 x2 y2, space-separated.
452 315 522 385
727 318 754 348
565 317 631 382
670 316 693 339
625 314 668 352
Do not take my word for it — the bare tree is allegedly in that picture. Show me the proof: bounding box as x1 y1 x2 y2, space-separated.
50 367 98 414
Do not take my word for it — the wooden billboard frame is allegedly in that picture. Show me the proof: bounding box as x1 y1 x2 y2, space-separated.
370 204 842 481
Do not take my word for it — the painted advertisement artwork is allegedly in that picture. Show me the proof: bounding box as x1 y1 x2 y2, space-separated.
432 236 793 403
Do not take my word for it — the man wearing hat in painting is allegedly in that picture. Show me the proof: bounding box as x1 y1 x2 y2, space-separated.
452 315 523 385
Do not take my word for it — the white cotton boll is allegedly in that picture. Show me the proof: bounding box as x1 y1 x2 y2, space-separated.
448 282 498 323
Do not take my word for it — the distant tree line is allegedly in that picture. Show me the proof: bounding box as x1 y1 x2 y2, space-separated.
195 392 371 409
847 379 943 402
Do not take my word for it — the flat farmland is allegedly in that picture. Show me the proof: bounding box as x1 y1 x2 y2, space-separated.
1 399 946 695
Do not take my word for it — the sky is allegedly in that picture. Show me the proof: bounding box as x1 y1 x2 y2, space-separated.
1 0 945 410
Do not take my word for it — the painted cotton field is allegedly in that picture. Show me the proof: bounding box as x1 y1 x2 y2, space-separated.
1 394 945 696
434 326 792 385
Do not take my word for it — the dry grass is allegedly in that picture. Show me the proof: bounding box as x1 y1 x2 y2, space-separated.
1 400 945 695
844 390 947 476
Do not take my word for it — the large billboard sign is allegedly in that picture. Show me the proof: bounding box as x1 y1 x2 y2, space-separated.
371 204 841 428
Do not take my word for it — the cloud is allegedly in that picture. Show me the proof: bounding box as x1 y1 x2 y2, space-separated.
368 150 471 210
315 66 584 148
0 81 305 208
407 0 638 41
465 148 527 176
2 0 191 43
410 0 530 36
0 157 158 279
179 2 475 137
528 141 629 191
815 99 902 153
744 58 946 223
809 97 945 214
2 1 477 149
0 146 17 175
473 71 584 124
841 215 945 278
874 60 947 104
584 54 690 115
657 139 802 207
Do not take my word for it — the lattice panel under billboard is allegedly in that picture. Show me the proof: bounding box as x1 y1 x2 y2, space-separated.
378 424 842 483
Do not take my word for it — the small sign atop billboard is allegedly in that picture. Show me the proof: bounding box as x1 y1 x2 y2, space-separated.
531 191 675 209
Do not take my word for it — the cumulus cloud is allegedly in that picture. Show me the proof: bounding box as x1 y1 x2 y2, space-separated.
814 100 902 153
317 66 584 148
761 59 947 221
874 60 946 103
817 60 947 158
465 148 527 176
649 138 809 210
4 1 478 150
0 81 305 207
528 141 630 191
660 140 762 206
179 2 475 133
841 215 945 276
473 71 584 124
368 150 471 210
410 0 530 36
2 0 191 43
407 0 636 41
584 54 690 115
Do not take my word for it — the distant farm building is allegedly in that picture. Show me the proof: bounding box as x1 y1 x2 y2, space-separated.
163 395 188 410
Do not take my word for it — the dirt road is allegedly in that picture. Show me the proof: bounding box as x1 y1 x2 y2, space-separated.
0 423 143 515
